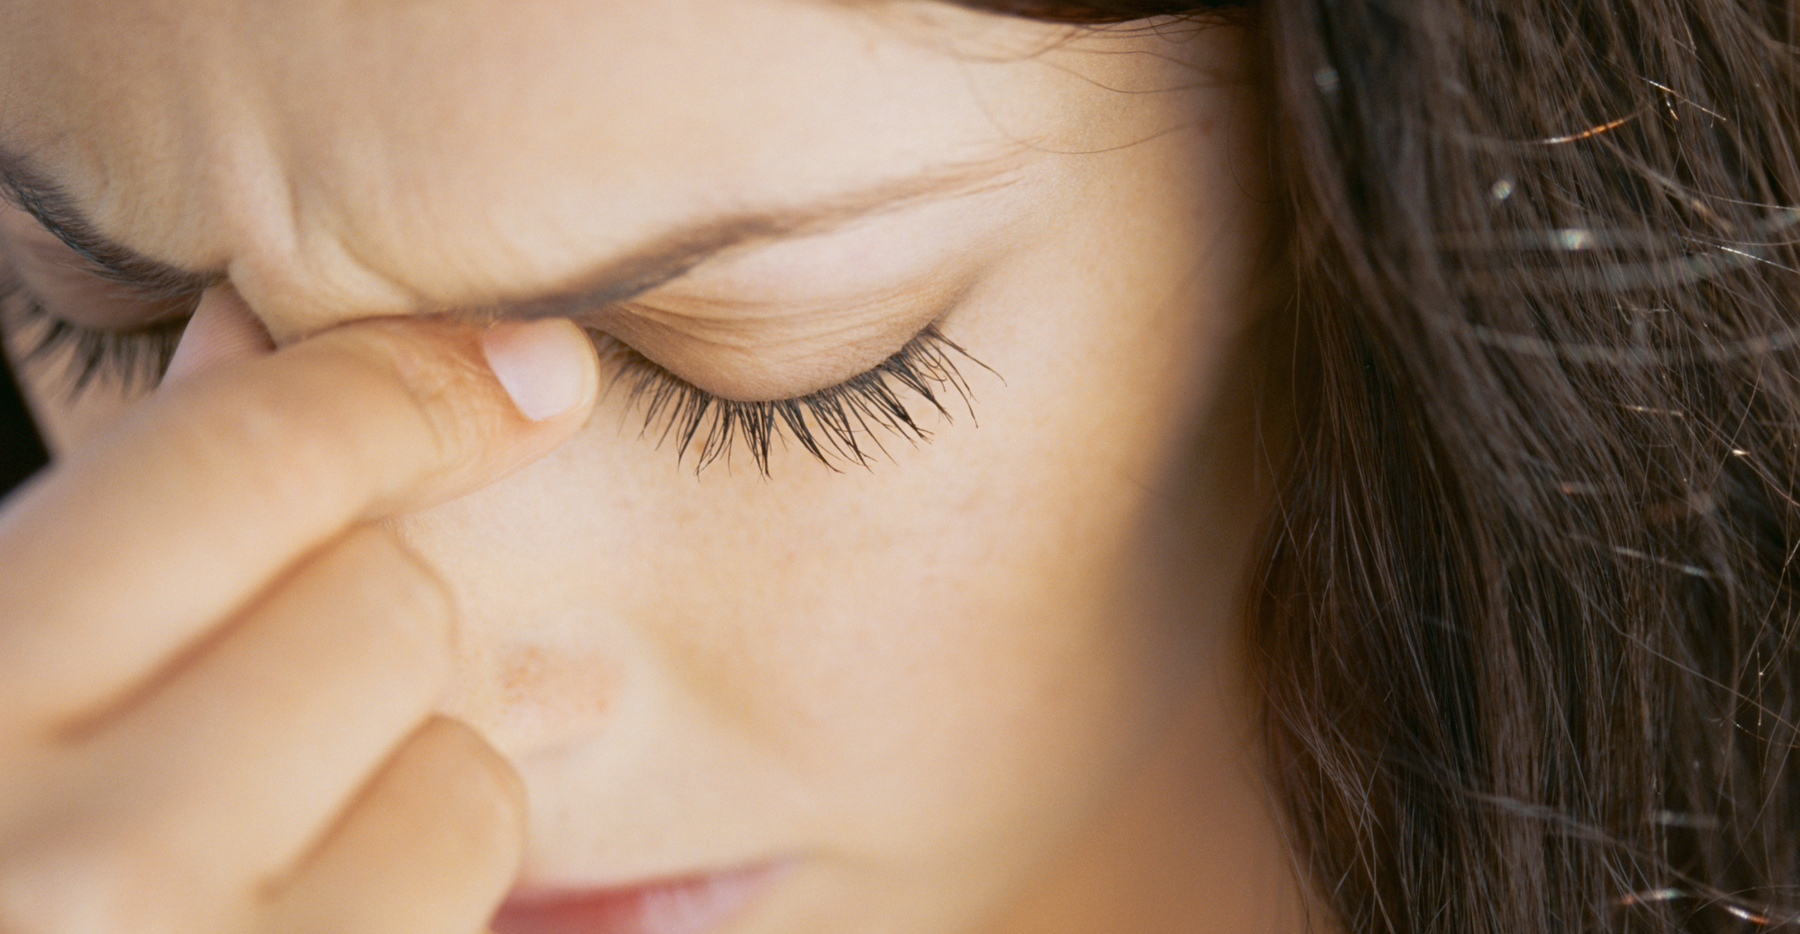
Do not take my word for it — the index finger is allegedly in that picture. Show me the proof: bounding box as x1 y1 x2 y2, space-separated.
0 315 598 736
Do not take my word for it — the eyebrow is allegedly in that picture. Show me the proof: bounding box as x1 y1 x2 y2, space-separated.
0 145 1022 321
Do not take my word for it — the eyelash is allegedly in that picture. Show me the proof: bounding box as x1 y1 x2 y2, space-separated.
0 283 196 396
0 280 989 475
592 324 985 475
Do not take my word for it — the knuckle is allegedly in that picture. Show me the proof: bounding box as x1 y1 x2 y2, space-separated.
377 331 482 448
312 323 506 486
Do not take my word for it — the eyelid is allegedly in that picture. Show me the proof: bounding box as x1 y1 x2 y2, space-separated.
594 255 983 402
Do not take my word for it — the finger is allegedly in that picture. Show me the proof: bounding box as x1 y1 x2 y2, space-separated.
162 284 276 384
63 526 454 895
0 315 598 735
0 528 461 934
263 717 526 934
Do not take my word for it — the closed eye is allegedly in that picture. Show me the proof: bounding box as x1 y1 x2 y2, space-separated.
593 322 990 476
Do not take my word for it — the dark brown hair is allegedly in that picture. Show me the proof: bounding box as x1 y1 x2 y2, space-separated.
960 1 1800 932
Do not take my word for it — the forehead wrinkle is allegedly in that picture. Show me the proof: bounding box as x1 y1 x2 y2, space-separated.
223 1 1046 320
3 0 1057 335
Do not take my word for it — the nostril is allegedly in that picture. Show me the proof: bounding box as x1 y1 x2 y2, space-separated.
162 284 275 385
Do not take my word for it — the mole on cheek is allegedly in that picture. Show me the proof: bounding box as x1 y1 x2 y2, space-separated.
447 644 623 756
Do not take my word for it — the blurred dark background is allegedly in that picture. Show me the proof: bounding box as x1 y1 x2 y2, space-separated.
0 350 48 499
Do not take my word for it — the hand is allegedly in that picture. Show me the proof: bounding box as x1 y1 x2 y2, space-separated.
0 304 599 934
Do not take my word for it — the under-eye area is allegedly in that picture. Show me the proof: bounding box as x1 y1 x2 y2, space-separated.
592 323 990 475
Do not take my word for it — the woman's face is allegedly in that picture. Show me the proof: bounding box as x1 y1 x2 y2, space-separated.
0 3 1298 932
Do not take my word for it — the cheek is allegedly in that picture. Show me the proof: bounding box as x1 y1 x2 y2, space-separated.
763 541 1190 864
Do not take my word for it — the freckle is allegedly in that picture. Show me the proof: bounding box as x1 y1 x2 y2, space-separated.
500 645 615 719
502 646 551 703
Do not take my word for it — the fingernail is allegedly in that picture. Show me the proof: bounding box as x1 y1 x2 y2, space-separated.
480 319 596 420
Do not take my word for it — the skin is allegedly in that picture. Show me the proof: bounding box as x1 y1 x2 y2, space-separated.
0 2 1307 933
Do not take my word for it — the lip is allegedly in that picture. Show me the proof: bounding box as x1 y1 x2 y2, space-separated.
490 863 786 934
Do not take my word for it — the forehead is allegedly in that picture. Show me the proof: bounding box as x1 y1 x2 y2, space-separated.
0 1 1220 320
